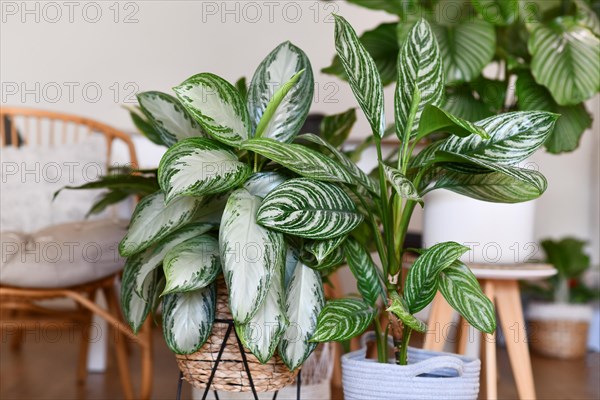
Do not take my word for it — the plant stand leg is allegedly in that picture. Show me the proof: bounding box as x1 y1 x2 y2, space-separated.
424 292 455 352
483 280 497 400
494 280 536 400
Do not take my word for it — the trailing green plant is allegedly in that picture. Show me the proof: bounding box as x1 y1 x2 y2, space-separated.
525 238 599 304
323 0 599 154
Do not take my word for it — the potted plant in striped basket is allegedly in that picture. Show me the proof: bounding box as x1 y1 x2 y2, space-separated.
246 15 558 399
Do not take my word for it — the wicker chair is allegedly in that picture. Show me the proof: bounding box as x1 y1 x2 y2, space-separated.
0 107 152 400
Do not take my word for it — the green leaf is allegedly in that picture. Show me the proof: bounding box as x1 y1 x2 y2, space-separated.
430 167 547 203
174 73 251 147
386 292 427 332
121 264 158 333
127 106 166 146
86 190 130 217
303 246 346 274
162 284 216 354
443 88 495 122
416 105 489 141
119 191 201 257
382 164 422 201
320 108 357 148
235 77 248 100
305 236 348 265
236 257 288 363
438 111 559 166
241 138 354 184
344 239 385 305
311 298 376 342
516 71 592 153
256 178 363 240
56 173 159 198
279 262 325 370
431 19 496 85
528 16 600 105
137 91 206 147
158 137 251 203
396 19 445 139
220 189 285 324
298 134 379 195
472 0 519 25
248 42 314 143
243 172 287 198
438 262 496 333
541 238 590 278
405 242 470 313
333 15 385 137
193 193 229 224
323 22 400 86
162 235 221 295
347 0 416 16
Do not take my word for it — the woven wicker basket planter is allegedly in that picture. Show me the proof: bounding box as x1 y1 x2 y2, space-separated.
175 279 297 392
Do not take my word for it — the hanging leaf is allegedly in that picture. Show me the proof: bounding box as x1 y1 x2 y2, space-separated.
119 191 201 257
386 292 427 332
396 19 445 140
174 73 251 147
162 284 216 354
127 106 165 146
311 298 377 342
333 15 385 137
162 235 221 295
298 134 379 195
158 137 250 203
528 16 600 106
279 262 325 370
137 91 206 147
320 108 357 148
405 242 470 313
305 235 348 265
121 265 158 333
416 105 489 140
243 172 287 198
256 178 363 240
220 189 285 324
248 42 314 143
438 262 496 333
382 164 422 201
344 239 385 305
516 71 592 153
242 138 354 184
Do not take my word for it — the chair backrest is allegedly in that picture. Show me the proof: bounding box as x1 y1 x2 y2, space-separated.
0 107 138 169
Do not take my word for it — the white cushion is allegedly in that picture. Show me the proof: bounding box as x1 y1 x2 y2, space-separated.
1 219 128 288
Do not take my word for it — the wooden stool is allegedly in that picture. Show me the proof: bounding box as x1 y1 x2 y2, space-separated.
423 263 556 400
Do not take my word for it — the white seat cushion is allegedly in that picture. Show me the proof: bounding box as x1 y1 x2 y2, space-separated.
1 219 128 288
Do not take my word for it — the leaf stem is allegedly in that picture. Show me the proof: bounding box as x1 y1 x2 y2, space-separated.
398 325 413 365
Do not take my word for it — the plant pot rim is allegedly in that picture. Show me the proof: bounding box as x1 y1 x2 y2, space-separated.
527 301 594 322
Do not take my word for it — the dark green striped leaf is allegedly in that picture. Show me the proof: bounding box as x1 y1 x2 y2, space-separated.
405 242 470 313
174 73 251 147
257 178 363 240
417 105 489 140
121 264 158 333
382 164 421 201
333 15 386 137
311 298 376 342
305 236 348 265
344 239 385 305
386 292 427 332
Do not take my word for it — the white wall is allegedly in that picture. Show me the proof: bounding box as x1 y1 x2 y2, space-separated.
2 1 598 264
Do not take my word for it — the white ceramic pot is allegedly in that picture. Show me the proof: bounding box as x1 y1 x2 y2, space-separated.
423 190 537 264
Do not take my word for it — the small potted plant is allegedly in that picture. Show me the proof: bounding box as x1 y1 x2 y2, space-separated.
526 238 598 359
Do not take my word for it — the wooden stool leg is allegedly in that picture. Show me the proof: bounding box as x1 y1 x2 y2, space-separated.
495 280 536 400
424 292 456 352
77 291 96 384
9 309 25 352
483 280 498 400
457 317 471 355
139 318 154 400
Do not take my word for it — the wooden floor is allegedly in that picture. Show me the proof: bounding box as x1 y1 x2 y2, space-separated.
1 327 598 400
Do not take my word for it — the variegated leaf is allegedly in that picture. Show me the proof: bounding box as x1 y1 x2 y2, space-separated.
320 108 357 148
162 235 221 295
382 164 421 201
243 172 287 198
279 262 324 370
236 258 288 363
305 235 347 265
220 189 285 324
416 105 489 141
438 261 496 333
305 246 345 273
396 19 445 139
128 223 213 299
121 264 158 333
137 91 205 147
386 292 427 333
162 284 216 354
158 137 250 203
193 193 230 224
344 239 385 305
127 105 165 146
174 73 251 147
299 134 379 195
528 16 600 106
284 246 300 288
311 298 376 342
333 15 385 137
257 178 363 240
248 42 314 143
241 138 354 184
119 191 201 257
405 242 470 313
438 111 559 166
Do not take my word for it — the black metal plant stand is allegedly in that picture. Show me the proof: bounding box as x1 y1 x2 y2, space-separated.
176 318 302 400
